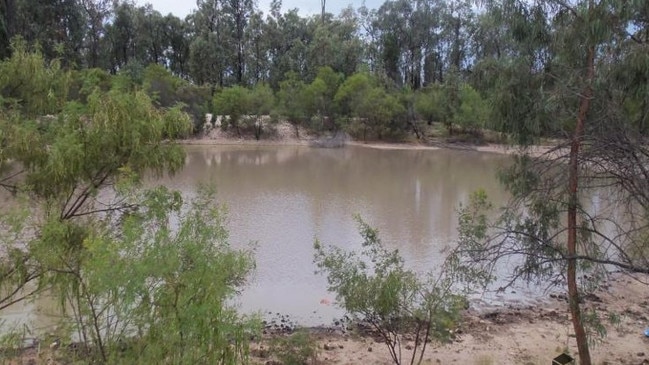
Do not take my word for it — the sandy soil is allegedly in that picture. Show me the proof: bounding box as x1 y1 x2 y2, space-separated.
183 122 562 158
251 272 649 365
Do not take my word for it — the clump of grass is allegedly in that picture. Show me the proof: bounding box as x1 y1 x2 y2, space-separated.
269 329 319 365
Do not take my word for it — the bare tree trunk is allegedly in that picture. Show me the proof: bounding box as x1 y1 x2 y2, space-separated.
567 43 595 365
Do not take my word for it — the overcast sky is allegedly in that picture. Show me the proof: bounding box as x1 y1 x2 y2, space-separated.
135 0 382 19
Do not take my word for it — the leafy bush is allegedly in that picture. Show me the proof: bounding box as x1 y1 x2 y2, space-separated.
314 216 465 365
213 85 251 136
49 187 259 363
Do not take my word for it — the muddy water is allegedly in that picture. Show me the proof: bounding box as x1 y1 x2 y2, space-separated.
153 145 512 325
0 145 515 331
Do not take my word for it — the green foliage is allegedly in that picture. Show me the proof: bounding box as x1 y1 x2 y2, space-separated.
0 39 70 116
334 72 373 118
270 330 319 365
334 73 406 140
246 83 277 139
44 187 259 363
4 88 190 202
249 83 276 116
314 216 465 365
304 66 344 131
143 64 212 133
143 63 186 107
0 44 192 333
1 45 258 364
213 85 251 135
454 84 488 132
414 85 448 125
278 72 308 135
68 68 113 103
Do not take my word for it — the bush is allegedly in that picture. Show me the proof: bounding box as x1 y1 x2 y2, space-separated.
313 216 465 365
270 330 319 365
47 187 259 364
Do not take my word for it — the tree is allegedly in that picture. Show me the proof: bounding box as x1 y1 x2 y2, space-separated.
451 1 649 364
79 0 111 68
213 85 251 136
57 187 258 362
0 41 261 364
277 71 308 137
314 217 465 365
334 72 406 140
246 83 276 139
225 0 255 84
267 10 312 87
454 84 488 134
163 14 191 79
304 66 343 131
0 41 191 317
10 0 85 65
189 34 221 86
414 84 447 126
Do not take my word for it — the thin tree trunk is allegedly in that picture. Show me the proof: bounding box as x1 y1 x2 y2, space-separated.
567 43 595 365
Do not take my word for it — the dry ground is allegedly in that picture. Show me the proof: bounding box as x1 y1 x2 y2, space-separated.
251 272 649 365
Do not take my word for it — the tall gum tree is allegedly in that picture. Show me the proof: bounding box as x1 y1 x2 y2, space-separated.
450 1 648 365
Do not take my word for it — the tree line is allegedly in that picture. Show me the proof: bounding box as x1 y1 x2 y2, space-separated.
1 0 646 142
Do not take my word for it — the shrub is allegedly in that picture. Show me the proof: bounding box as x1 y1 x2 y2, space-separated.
270 330 319 365
314 216 465 365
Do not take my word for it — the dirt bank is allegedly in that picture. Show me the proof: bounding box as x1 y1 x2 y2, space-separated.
251 272 649 365
182 122 558 158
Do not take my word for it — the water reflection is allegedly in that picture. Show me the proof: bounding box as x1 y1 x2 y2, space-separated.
153 145 511 324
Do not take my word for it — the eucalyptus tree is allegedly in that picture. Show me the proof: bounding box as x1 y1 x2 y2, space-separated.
9 0 85 65
267 9 312 87
191 0 255 86
163 13 192 78
225 0 255 84
105 1 139 71
371 0 453 88
451 1 649 364
192 0 229 86
79 0 111 68
189 33 221 86
373 0 416 87
245 10 269 84
0 0 15 59
134 5 168 65
307 8 364 78
438 0 474 74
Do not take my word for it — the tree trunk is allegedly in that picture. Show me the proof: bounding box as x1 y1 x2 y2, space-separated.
567 43 595 365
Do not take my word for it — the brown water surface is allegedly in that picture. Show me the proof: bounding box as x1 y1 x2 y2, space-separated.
151 145 511 325
0 145 519 331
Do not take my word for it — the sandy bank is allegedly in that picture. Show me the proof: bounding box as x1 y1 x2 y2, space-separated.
250 272 649 365
181 122 561 157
